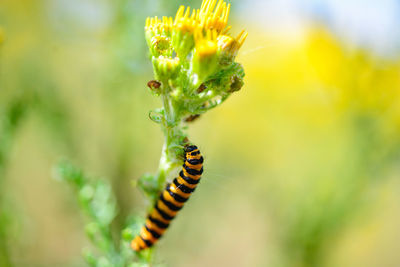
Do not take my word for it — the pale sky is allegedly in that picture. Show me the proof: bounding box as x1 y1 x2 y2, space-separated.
238 0 400 56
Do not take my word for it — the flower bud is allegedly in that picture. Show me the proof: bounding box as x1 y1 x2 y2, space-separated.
191 30 219 87
171 29 195 59
149 35 172 57
171 6 197 58
145 16 173 56
217 30 248 66
152 56 181 80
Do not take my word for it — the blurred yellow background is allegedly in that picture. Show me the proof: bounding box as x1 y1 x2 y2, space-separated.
1 0 400 266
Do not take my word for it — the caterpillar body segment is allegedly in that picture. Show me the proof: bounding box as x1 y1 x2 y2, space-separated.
131 145 204 251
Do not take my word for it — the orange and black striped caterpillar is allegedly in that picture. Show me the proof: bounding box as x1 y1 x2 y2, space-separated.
131 145 204 251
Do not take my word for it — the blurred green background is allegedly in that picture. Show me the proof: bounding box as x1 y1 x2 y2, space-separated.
1 0 400 266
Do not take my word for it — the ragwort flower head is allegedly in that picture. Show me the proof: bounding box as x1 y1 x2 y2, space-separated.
145 0 247 109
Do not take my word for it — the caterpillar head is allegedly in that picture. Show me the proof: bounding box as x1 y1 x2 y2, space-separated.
184 145 198 153
184 145 202 161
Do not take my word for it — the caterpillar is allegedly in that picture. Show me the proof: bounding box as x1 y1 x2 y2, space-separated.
131 145 204 251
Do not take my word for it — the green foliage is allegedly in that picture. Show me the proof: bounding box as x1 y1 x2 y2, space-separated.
0 98 29 171
0 97 29 267
55 161 136 267
54 161 169 266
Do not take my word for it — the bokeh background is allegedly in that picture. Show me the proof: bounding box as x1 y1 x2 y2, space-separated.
1 0 400 266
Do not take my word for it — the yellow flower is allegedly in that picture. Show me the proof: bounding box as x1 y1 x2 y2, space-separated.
173 0 231 34
194 29 218 58
198 0 230 33
191 29 219 87
144 0 247 87
217 30 248 55
144 0 246 50
145 16 173 36
217 30 248 65
174 6 199 33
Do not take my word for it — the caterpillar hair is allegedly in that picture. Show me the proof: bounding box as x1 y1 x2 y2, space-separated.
131 145 204 251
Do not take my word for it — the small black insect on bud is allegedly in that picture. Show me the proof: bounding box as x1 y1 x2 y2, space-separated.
184 114 200 123
197 83 207 93
147 80 161 93
228 75 244 93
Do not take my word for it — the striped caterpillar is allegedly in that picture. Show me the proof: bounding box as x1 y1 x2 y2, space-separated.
131 145 204 251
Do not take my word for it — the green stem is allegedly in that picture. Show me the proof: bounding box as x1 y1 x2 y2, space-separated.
156 143 170 190
155 84 186 192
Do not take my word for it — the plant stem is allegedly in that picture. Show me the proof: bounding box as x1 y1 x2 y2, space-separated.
156 143 170 190
155 84 185 192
